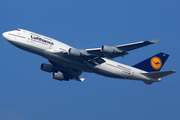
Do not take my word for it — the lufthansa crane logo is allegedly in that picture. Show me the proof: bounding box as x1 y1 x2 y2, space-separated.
150 57 162 70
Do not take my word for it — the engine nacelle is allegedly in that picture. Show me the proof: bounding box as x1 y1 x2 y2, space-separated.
68 48 82 57
52 72 69 81
101 45 115 54
41 63 56 73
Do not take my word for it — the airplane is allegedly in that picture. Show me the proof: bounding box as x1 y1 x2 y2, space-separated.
2 29 176 85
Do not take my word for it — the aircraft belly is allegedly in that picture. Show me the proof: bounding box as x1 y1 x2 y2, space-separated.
9 41 150 81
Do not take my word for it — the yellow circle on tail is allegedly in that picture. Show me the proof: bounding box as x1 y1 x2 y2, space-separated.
150 57 162 70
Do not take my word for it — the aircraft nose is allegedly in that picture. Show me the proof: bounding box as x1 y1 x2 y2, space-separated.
2 32 8 39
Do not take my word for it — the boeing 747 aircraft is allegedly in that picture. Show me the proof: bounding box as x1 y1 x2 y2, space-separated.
2 29 176 85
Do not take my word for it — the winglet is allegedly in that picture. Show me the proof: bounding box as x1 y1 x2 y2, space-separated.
149 39 159 44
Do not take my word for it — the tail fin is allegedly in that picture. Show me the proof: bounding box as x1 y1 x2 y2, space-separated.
133 52 169 72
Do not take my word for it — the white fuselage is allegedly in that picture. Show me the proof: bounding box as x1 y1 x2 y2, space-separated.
2 29 159 82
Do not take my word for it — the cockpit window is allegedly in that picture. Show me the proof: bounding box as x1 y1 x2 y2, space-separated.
16 29 21 31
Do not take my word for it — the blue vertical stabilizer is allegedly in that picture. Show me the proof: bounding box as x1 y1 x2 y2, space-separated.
133 52 169 72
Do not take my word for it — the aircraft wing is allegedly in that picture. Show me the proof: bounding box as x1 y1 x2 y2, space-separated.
49 60 84 81
85 39 159 59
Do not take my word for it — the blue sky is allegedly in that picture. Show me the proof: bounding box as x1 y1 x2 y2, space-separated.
0 0 180 120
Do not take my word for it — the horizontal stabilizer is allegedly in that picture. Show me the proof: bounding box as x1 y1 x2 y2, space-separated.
141 70 176 79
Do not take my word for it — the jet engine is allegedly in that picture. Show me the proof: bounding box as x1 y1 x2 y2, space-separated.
52 72 69 81
101 45 124 54
41 63 56 73
68 48 82 57
101 45 118 54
